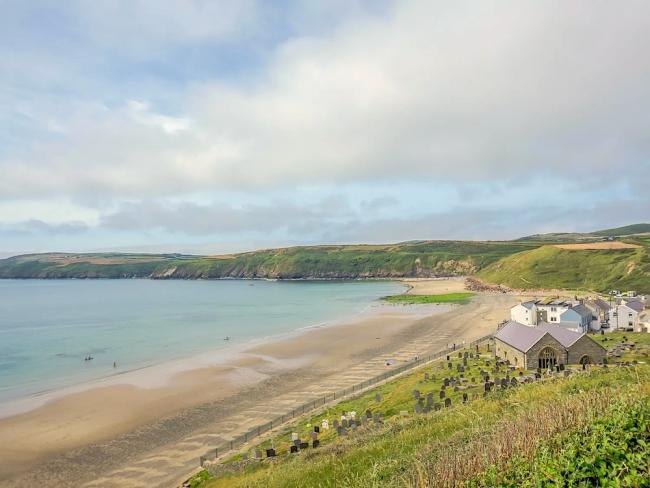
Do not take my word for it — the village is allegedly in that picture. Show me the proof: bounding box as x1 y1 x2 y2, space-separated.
494 290 649 370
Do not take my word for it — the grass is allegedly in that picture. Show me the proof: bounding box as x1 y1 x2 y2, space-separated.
477 243 650 293
189 334 650 488
382 292 475 305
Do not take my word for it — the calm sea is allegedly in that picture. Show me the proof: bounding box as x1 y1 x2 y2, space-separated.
0 279 403 405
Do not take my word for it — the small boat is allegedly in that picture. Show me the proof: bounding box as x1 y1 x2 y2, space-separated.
224 336 231 341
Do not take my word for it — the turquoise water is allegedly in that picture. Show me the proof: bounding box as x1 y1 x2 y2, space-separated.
0 279 403 404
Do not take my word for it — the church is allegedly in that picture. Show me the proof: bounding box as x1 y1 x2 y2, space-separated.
493 321 607 369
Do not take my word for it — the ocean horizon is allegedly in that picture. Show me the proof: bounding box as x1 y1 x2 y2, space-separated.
0 279 404 409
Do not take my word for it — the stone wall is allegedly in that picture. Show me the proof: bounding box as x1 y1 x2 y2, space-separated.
567 335 607 364
494 339 526 369
525 334 567 369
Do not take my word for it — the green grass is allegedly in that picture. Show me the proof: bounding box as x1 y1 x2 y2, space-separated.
190 334 650 488
477 243 650 293
382 292 475 305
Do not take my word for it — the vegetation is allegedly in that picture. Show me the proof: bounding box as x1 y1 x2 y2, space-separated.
477 243 650 293
189 335 650 488
382 292 475 305
1 224 649 293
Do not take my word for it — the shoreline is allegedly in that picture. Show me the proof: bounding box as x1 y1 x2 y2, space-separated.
0 277 516 487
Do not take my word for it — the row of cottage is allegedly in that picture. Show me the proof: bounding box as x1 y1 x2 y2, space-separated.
510 295 648 333
493 293 647 370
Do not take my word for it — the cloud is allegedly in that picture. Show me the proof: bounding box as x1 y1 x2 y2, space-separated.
1 1 649 253
0 220 88 236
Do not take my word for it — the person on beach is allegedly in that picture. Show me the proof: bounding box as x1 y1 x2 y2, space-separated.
113 361 117 368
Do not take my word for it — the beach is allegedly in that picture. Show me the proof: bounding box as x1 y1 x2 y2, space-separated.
0 278 520 488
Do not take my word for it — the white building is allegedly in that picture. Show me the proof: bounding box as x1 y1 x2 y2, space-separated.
608 301 642 331
510 299 593 332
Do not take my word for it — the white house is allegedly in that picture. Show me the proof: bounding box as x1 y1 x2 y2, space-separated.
510 299 593 332
608 303 641 331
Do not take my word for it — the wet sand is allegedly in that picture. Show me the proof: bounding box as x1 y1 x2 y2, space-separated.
0 278 518 487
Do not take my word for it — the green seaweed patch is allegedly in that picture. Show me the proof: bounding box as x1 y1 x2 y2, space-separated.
382 292 475 305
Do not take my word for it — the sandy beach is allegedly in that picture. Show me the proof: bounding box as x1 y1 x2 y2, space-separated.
0 278 520 488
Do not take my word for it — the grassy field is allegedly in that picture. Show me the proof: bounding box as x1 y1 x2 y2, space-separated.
382 292 475 305
1 224 649 293
477 242 650 293
188 334 650 488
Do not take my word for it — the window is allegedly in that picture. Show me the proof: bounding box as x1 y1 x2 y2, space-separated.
538 347 557 370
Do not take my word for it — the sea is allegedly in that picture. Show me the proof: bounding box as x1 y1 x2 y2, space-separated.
0 279 403 408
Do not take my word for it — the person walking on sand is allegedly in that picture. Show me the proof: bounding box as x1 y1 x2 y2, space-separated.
113 361 117 368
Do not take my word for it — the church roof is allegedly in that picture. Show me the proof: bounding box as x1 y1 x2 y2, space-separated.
494 321 585 352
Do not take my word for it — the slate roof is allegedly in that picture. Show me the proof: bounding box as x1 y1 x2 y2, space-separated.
520 300 537 310
570 304 592 319
494 321 585 352
624 300 644 312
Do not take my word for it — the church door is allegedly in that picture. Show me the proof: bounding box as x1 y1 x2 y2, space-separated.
538 347 557 369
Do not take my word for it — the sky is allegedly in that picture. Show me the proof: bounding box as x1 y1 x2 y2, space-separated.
1 0 649 257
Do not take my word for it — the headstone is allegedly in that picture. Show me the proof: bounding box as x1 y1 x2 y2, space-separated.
293 439 301 448
300 442 309 449
426 393 434 405
413 389 421 400
484 382 491 392
322 419 329 430
424 372 430 381
454 385 460 392
423 404 431 413
333 419 339 429
254 450 262 459
445 397 452 408
375 393 382 402
458 352 462 358
314 425 320 433
448 362 452 369
501 378 508 389
464 351 469 359
463 392 468 403
366 409 372 419
291 432 299 441
444 378 450 387
341 419 348 428
290 445 298 454
266 448 276 458
434 403 441 411
311 431 318 441
312 440 320 448
534 372 541 379
510 377 518 387
559 363 565 371
242 453 249 461
439 389 446 399
414 403 422 414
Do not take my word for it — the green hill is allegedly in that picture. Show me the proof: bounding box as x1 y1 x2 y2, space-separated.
1 224 649 292
0 241 539 280
477 243 650 293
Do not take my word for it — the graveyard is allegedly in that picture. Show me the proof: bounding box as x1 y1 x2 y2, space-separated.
187 335 649 487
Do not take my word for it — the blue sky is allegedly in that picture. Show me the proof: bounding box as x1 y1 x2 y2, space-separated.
1 0 649 257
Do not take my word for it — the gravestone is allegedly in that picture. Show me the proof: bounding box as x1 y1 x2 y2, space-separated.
426 393 434 405
424 372 430 381
510 377 518 387
434 403 441 411
266 448 276 458
290 445 298 454
444 378 450 387
375 393 382 402
293 439 301 448
341 419 348 428
413 389 421 400
463 392 468 403
242 453 249 461
534 372 541 379
559 363 565 371
312 439 320 448
254 449 262 459
458 352 462 358
314 425 320 433
291 432 299 441
484 382 491 392
445 397 452 408
366 409 372 419
423 404 431 413
300 442 309 449
448 362 452 370
439 389 446 399
311 431 318 441
414 403 422 414
333 419 339 429
446 355 450 361
322 419 329 430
